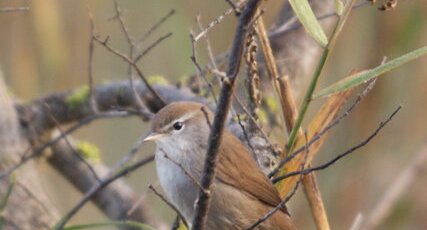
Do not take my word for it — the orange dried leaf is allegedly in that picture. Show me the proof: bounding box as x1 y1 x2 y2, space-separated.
276 88 354 197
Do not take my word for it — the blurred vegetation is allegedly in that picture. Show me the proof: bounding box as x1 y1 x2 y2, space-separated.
1 0 427 229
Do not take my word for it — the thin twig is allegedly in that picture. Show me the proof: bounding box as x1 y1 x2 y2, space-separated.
261 4 331 224
269 77 377 178
148 184 188 228
233 94 278 155
193 3 241 42
246 132 309 229
125 190 149 218
224 0 240 13
272 105 402 183
113 1 135 47
108 135 146 176
160 149 204 190
93 36 166 107
134 32 172 63
196 15 219 72
44 103 101 182
195 14 224 99
236 114 256 155
190 32 218 103
52 154 155 230
87 9 99 113
0 111 132 181
108 3 155 117
112 0 135 78
138 9 175 43
191 1 263 229
15 181 53 217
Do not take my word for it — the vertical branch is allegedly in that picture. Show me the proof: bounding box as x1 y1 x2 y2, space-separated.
278 76 331 230
191 1 263 229
254 17 286 129
87 9 99 113
255 6 331 230
245 25 261 126
302 172 330 230
277 76 298 133
111 2 155 116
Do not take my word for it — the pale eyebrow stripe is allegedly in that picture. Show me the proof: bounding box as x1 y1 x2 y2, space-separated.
163 110 199 131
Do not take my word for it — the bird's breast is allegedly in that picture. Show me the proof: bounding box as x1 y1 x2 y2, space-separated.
154 148 200 222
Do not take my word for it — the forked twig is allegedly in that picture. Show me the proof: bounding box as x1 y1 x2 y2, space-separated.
272 105 402 183
93 36 166 107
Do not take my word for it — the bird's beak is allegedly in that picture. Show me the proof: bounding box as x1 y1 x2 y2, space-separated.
143 132 165 142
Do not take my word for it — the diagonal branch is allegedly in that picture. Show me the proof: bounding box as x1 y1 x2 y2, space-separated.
191 1 263 229
52 153 155 230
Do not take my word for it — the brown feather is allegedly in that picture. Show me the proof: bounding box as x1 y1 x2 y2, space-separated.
217 131 290 215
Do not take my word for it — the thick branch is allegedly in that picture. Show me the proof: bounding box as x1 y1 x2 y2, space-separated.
17 81 210 138
191 1 263 229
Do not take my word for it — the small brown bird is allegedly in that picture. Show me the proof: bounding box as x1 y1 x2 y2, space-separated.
145 101 297 230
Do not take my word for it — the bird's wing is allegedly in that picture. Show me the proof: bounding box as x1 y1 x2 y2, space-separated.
216 131 289 215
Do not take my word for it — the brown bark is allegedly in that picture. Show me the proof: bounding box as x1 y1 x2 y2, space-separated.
0 75 59 229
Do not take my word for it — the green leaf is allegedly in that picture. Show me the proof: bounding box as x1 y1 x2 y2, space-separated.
288 0 328 47
313 46 427 99
61 220 156 230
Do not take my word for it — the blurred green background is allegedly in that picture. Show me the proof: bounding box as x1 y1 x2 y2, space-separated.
1 0 426 229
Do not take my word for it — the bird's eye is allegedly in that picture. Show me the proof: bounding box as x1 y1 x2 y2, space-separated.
173 121 184 131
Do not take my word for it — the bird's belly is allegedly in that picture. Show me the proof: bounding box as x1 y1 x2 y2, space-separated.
155 153 198 222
